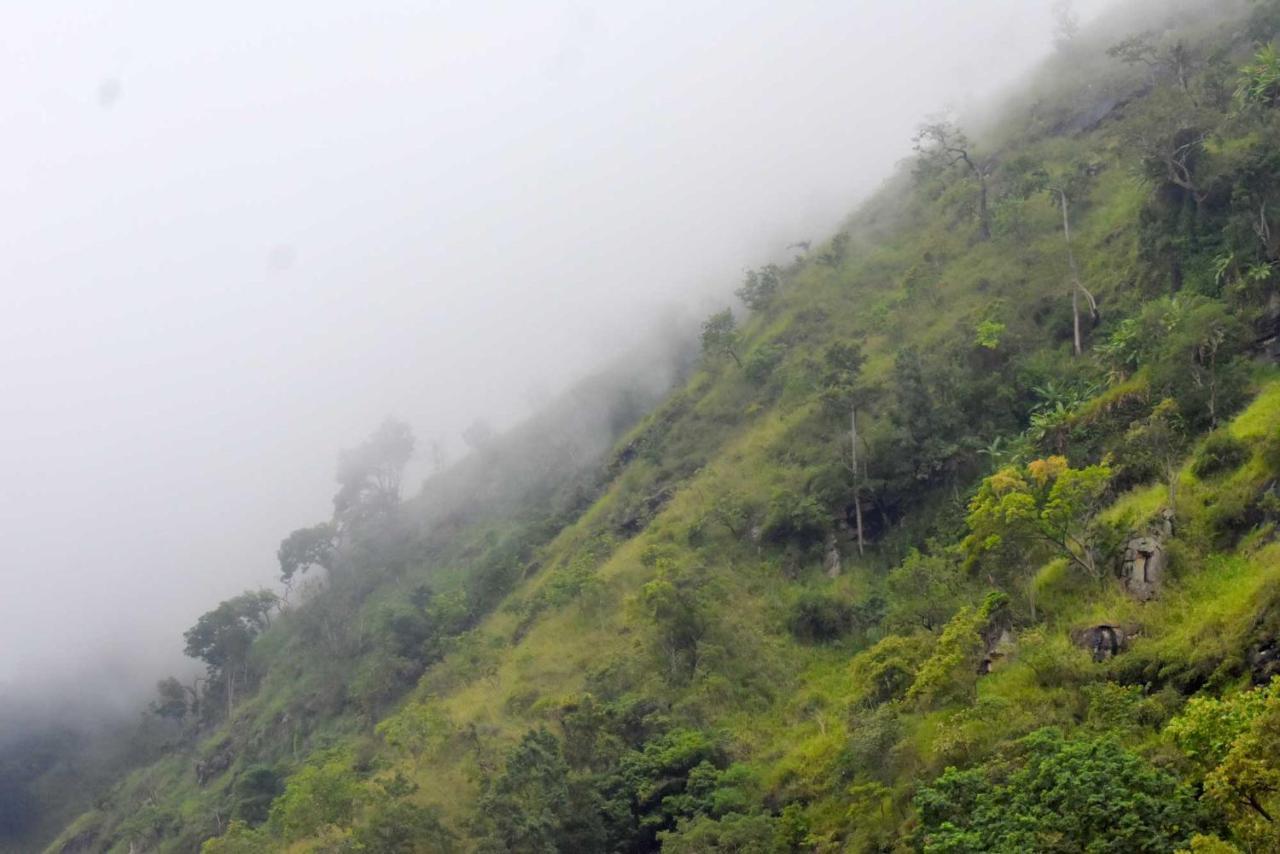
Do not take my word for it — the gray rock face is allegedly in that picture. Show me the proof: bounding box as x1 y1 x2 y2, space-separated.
1123 536 1166 601
195 738 235 785
1121 508 1173 601
823 533 841 578
978 628 1016 675
1070 623 1137 662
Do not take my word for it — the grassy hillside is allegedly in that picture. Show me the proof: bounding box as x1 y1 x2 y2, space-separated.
36 1 1280 851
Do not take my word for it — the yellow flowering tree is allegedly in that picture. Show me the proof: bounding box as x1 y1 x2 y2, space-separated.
963 456 1113 582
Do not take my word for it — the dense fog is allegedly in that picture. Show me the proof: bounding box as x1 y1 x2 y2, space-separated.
0 0 1104 703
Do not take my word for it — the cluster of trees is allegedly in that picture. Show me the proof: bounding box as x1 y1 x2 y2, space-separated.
916 728 1206 852
151 418 417 729
161 589 279 722
96 7 1280 853
469 717 790 853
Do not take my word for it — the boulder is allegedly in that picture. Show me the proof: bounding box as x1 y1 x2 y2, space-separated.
195 738 234 785
1122 532 1167 601
1070 623 1139 662
823 533 841 578
978 628 1016 675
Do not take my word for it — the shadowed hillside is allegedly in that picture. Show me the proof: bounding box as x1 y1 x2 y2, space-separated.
15 1 1280 851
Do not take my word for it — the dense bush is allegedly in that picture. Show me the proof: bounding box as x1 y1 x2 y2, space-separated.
847 634 933 709
915 728 1206 853
229 765 282 825
353 801 455 853
744 344 787 384
786 592 854 643
1192 431 1251 478
760 490 829 552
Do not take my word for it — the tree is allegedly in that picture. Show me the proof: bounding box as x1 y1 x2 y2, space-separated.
474 728 604 854
905 594 1006 708
820 342 870 554
700 309 742 367
1168 679 1280 848
618 728 727 848
759 489 829 555
1052 0 1079 51
640 559 710 684
705 490 750 539
817 232 850 267
183 589 278 718
1236 43 1280 108
660 812 783 854
200 821 272 854
914 119 991 239
735 264 781 311
334 418 415 520
150 676 190 721
885 548 963 632
743 343 786 385
963 456 1113 590
352 800 455 854
1108 31 1199 94
916 728 1205 853
1120 398 1188 507
1148 298 1250 428
276 522 336 588
883 347 965 490
1045 176 1099 356
1123 90 1216 209
376 702 450 771
267 751 361 841
787 591 855 644
231 765 282 824
994 157 1097 352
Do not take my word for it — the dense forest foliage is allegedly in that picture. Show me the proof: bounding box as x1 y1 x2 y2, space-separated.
8 0 1280 851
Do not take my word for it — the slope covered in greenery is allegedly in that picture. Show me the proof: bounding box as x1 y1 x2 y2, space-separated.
34 1 1280 851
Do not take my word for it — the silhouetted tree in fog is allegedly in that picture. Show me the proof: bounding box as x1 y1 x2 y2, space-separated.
914 119 991 240
333 418 415 523
700 309 741 367
183 589 278 718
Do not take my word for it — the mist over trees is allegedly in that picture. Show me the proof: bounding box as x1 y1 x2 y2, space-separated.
9 0 1280 852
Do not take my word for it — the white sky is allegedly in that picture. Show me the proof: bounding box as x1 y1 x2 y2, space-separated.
0 0 1101 694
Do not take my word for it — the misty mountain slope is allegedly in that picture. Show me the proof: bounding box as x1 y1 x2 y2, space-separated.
37 1 1280 852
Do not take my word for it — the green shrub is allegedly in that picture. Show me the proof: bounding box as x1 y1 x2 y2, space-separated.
760 490 829 551
268 751 361 841
659 812 784 854
351 801 455 853
786 591 852 643
230 765 282 825
744 344 786 384
1261 426 1280 476
200 821 272 853
1192 431 1251 479
842 705 904 783
847 634 933 709
915 728 1206 853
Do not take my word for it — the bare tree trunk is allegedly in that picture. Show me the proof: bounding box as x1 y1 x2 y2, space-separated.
977 176 991 240
1072 286 1082 357
851 407 864 557
1058 191 1096 355
1208 348 1219 428
226 670 234 720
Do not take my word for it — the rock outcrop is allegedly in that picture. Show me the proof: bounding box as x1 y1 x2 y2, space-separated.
1122 509 1174 601
823 533 842 578
1071 623 1140 662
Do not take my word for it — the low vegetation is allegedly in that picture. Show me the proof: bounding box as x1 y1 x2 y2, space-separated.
10 1 1280 851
